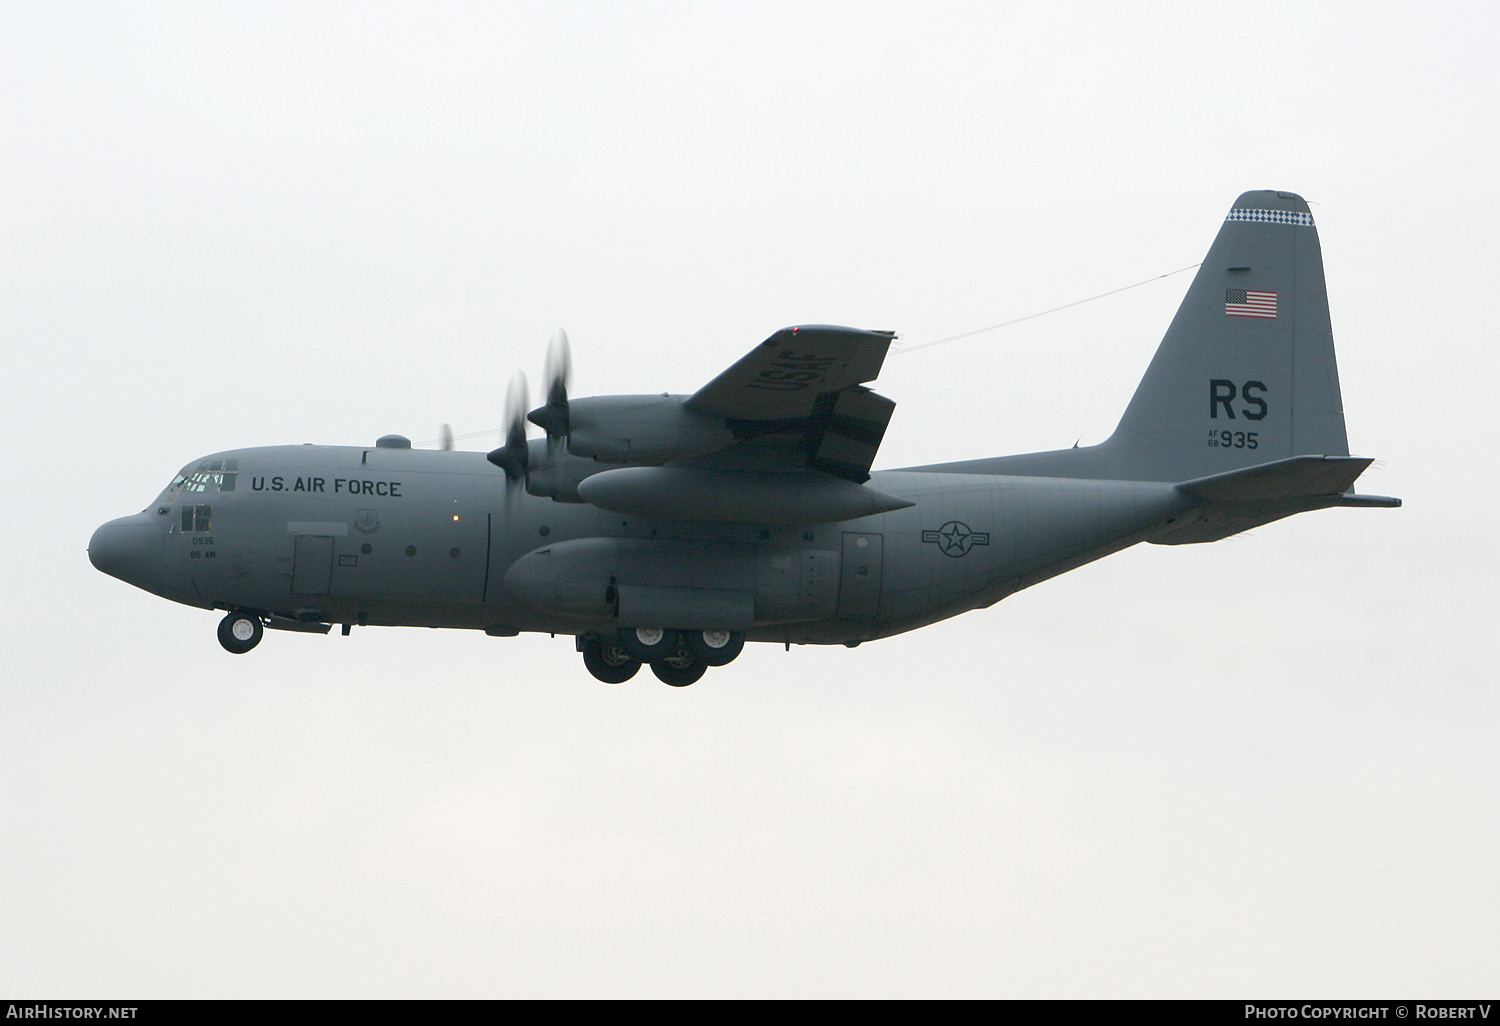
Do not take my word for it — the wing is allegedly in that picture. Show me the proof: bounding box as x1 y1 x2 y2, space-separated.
685 325 895 420
680 325 898 482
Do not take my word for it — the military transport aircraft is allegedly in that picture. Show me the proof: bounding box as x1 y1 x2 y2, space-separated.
89 190 1399 686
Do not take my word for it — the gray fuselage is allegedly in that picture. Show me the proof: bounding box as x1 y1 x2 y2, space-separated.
91 443 1196 646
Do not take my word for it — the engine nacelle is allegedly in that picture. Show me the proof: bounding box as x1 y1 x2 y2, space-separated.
565 394 734 463
522 439 599 503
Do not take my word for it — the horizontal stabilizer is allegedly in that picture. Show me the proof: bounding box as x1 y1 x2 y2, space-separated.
1331 492 1402 508
1177 455 1373 502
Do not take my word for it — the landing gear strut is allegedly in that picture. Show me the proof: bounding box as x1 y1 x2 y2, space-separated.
217 611 264 654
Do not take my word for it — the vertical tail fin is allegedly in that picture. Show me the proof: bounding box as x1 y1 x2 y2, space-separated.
1101 190 1349 481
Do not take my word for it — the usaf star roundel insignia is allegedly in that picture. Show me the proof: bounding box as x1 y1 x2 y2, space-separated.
922 520 991 558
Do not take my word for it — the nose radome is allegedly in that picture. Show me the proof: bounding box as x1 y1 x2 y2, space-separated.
89 513 162 592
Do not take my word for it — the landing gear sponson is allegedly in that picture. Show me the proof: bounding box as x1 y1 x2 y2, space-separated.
578 628 745 686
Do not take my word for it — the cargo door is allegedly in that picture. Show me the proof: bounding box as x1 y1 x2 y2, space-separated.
837 532 883 619
292 534 335 596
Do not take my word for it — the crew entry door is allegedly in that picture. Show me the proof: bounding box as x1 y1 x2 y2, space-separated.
292 534 335 596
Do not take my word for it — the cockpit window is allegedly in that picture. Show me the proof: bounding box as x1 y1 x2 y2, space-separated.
169 459 238 493
181 504 212 532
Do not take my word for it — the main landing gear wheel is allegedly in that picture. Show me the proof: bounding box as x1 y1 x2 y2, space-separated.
685 629 744 667
618 627 680 662
651 654 706 687
582 637 641 684
217 611 264 654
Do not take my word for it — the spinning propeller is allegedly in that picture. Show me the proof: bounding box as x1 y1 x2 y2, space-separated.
528 328 572 458
486 371 531 482
488 328 572 479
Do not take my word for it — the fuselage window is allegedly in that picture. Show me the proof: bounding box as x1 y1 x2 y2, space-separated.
180 504 212 532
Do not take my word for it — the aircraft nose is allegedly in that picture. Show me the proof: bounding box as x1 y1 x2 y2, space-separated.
89 513 163 591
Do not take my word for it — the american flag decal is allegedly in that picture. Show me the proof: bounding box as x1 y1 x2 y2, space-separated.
1226 289 1277 318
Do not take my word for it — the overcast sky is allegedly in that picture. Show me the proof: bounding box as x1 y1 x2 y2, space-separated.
2 1 1496 997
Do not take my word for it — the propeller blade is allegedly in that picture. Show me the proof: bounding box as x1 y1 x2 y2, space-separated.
545 327 571 409
506 372 530 452
528 328 572 439
486 372 531 481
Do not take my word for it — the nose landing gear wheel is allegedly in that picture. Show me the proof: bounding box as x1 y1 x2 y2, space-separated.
217 611 264 654
582 637 641 684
